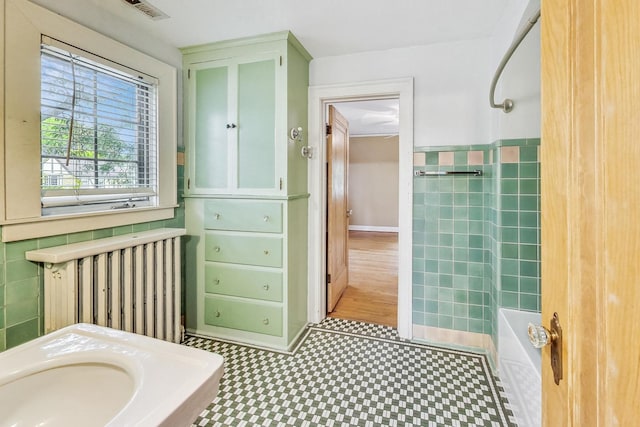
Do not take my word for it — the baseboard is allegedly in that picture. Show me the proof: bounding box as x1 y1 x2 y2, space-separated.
412 324 497 371
348 225 399 233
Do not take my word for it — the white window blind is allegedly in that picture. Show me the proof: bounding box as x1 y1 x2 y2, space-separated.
40 39 159 215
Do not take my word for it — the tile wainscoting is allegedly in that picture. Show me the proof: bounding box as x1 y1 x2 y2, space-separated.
412 139 540 361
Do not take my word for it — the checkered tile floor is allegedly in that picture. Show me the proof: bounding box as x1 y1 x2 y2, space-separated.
184 318 516 426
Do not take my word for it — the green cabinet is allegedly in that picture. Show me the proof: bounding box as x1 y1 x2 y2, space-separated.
183 32 311 351
184 31 311 196
190 55 277 192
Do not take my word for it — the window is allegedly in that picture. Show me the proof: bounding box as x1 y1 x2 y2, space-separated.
2 0 177 242
40 42 158 214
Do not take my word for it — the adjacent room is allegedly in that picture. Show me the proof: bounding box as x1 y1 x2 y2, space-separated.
1 0 638 425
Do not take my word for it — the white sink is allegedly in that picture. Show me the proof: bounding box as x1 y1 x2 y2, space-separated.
0 324 224 427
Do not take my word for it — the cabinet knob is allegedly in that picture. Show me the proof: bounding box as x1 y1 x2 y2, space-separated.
215 311 221 318
226 123 237 129
263 318 270 325
213 279 220 285
214 213 220 220
263 284 270 291
263 215 270 222
214 246 221 253
263 250 269 255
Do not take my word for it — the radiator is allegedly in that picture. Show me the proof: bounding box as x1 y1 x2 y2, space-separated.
26 228 187 343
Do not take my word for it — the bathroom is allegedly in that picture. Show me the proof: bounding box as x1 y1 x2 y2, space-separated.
0 0 638 425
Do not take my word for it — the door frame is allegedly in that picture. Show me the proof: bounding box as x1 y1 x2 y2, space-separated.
307 78 414 339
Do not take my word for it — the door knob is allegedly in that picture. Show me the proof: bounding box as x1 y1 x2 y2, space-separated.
527 323 556 348
346 209 353 217
528 312 563 385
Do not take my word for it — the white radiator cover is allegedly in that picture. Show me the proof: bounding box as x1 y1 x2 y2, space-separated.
26 228 186 343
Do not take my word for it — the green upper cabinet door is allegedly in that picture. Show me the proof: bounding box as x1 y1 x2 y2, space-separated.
188 54 277 193
237 58 276 189
182 31 312 197
192 63 229 189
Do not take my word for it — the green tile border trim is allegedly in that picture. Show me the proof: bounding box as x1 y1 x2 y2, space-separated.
414 144 493 153
413 138 541 154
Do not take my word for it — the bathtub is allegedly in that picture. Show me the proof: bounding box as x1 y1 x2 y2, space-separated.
498 308 541 427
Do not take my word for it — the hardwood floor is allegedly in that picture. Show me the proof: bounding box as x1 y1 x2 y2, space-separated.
328 230 398 327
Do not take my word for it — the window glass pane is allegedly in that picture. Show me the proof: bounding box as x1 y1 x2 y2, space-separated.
40 44 157 211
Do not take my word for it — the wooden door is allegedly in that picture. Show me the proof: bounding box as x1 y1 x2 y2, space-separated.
326 105 349 312
541 0 640 424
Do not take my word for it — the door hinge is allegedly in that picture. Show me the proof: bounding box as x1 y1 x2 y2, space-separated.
279 56 283 66
326 274 331 284
279 178 283 190
326 124 332 135
187 69 191 79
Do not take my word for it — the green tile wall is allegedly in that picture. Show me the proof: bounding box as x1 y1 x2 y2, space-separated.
0 149 185 351
413 147 493 335
413 138 541 347
495 140 541 314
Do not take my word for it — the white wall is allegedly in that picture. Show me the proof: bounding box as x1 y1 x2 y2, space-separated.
489 0 541 140
348 136 399 229
310 39 492 147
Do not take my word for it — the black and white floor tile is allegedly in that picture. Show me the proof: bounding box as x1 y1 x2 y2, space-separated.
184 318 516 426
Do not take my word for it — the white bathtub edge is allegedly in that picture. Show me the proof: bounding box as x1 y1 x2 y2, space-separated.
498 308 542 427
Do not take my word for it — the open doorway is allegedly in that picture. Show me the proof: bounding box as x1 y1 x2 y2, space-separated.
307 78 414 339
325 100 400 327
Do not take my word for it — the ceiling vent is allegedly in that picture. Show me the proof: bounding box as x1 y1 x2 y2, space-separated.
122 0 169 20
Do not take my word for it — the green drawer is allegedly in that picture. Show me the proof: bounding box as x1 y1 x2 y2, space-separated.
204 295 282 336
204 199 283 233
205 233 282 267
205 263 283 302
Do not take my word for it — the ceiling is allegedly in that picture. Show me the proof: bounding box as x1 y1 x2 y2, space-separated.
332 99 399 137
78 0 508 58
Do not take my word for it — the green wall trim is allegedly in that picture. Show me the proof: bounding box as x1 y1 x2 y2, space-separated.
414 144 492 153
414 138 540 153
493 138 541 147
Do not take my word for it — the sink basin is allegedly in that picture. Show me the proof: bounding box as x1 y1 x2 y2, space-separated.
0 324 224 427
0 362 134 426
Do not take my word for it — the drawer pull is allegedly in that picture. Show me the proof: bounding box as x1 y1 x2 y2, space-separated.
263 215 270 222
263 250 269 255
214 213 220 220
263 318 270 325
214 246 221 253
263 284 270 291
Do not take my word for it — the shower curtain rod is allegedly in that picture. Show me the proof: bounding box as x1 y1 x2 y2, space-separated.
489 8 541 113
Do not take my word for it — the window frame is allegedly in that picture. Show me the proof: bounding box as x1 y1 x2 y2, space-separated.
1 0 178 242
39 41 159 214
